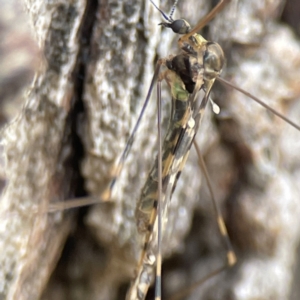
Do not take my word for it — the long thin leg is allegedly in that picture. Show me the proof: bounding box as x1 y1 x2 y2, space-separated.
155 77 163 300
194 140 236 266
47 61 163 213
47 197 101 212
217 76 300 131
126 71 166 300
183 0 231 39
102 60 163 201
167 140 235 300
168 266 227 300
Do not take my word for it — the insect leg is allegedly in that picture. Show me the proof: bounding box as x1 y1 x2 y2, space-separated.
156 69 163 300
166 140 235 300
126 69 167 300
193 140 236 266
183 0 232 39
217 77 300 132
47 61 164 213
97 60 163 202
168 266 227 300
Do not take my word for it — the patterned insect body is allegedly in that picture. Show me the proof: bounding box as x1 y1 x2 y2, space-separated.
127 21 227 299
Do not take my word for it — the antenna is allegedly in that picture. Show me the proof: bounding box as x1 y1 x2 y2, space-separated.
169 0 179 20
150 0 173 23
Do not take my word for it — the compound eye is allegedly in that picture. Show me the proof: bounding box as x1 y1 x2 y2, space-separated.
160 19 191 34
171 19 191 34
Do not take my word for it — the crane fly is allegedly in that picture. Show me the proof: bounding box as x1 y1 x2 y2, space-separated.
86 0 299 299
125 0 238 298
44 0 300 299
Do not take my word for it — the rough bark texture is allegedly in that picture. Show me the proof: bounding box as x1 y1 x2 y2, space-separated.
1 0 300 300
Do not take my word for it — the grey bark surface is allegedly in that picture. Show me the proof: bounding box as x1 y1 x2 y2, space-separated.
1 0 300 300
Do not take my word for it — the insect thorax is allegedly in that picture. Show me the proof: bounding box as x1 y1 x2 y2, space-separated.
167 34 225 93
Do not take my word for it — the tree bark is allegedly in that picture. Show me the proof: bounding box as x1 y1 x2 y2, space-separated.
1 0 300 300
